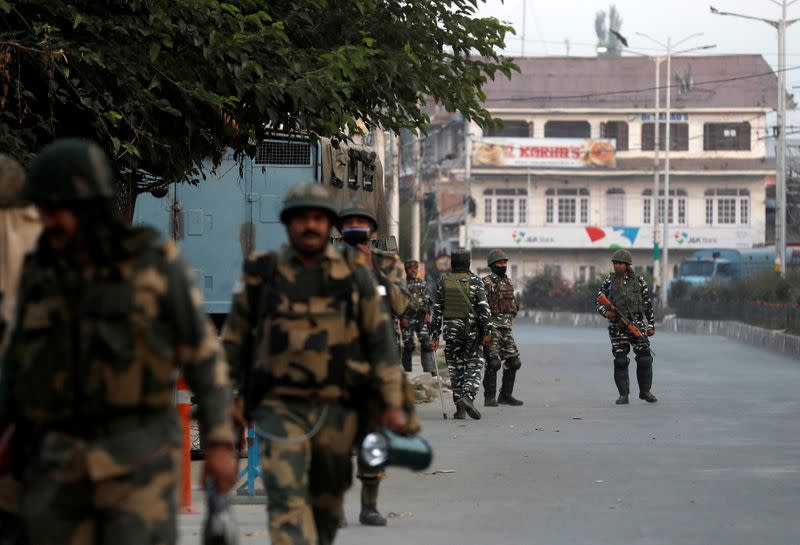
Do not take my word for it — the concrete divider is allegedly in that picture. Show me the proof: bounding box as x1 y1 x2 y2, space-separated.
660 315 800 359
518 309 607 328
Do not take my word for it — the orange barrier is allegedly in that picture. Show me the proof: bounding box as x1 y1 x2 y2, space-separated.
176 377 197 514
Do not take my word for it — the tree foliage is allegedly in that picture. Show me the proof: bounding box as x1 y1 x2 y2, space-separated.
0 0 515 197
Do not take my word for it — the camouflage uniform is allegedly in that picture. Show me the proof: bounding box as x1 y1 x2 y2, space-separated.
430 251 492 414
0 139 234 545
482 269 523 405
222 186 402 545
371 248 410 355
596 266 656 401
400 271 433 374
337 201 409 527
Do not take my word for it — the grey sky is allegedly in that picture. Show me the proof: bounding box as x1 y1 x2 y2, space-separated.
477 0 800 108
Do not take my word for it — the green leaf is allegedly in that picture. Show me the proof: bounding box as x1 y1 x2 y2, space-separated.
149 42 160 63
73 14 83 29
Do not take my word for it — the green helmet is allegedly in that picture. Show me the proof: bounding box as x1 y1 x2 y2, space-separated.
611 249 633 265
337 201 378 231
487 249 508 266
24 139 116 205
279 182 339 224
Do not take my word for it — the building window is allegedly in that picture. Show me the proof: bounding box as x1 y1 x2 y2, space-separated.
642 189 688 225
600 121 629 151
485 120 530 138
704 189 750 225
483 188 528 224
544 120 591 139
703 122 751 151
606 188 626 225
641 123 690 151
545 188 590 225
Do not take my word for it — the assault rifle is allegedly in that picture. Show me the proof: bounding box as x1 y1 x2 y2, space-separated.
596 293 644 338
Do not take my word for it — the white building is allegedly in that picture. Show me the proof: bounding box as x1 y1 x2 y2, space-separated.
431 55 789 286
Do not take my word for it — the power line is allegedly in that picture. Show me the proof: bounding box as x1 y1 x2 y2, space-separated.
484 65 800 103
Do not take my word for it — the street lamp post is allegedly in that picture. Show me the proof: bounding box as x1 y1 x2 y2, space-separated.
711 1 799 277
624 33 714 307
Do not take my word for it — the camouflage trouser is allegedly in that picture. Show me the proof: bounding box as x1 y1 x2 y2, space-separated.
490 326 519 360
400 317 433 373
443 320 484 403
608 319 654 395
356 457 384 508
254 399 357 545
21 434 180 545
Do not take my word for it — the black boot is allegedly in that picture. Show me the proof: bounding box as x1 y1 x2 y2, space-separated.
635 350 655 401
359 506 387 526
420 351 434 374
483 364 499 406
459 397 482 420
359 479 387 526
401 348 413 373
498 368 523 406
453 399 466 419
613 354 630 403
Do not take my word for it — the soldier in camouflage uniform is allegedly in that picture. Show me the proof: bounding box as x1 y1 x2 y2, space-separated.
429 248 493 420
336 201 410 527
222 184 406 545
0 139 237 545
400 260 434 375
595 249 658 405
482 250 524 407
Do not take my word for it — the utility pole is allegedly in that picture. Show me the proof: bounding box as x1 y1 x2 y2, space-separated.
634 32 712 307
412 130 422 261
711 1 799 276
390 132 400 242
463 121 473 249
662 37 672 306
521 0 527 56
652 56 663 290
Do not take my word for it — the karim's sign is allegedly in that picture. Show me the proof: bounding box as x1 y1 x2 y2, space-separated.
472 137 616 169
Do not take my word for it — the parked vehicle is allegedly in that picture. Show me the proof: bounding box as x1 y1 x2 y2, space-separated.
134 135 387 322
670 247 779 295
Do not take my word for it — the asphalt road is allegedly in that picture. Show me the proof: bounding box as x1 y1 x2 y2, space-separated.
179 322 800 545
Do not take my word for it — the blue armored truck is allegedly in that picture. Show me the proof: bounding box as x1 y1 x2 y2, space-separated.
133 136 387 322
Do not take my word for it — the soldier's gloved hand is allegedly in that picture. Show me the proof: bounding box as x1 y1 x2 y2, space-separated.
203 444 238 493
424 313 431 323
428 339 439 351
646 327 655 337
381 407 408 433
400 319 410 328
481 334 492 347
604 310 617 321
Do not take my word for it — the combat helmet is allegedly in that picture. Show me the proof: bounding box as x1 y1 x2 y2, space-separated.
611 249 633 265
450 248 471 272
0 154 26 206
24 139 116 205
337 201 378 231
280 182 338 224
487 249 508 266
